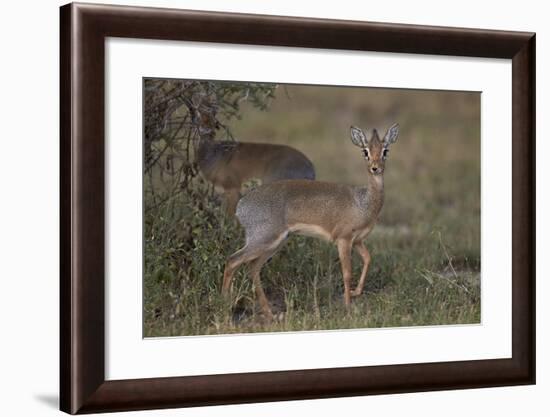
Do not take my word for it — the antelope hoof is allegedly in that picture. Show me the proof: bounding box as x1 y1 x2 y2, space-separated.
261 310 274 323
258 303 275 322
344 301 351 312
351 288 363 297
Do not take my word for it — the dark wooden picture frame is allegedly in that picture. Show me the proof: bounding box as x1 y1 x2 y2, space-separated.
60 2 536 414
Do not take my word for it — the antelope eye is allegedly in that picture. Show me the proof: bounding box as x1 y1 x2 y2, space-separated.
363 148 370 160
382 149 389 159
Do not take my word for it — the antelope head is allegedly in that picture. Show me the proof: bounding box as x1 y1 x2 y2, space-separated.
350 124 399 175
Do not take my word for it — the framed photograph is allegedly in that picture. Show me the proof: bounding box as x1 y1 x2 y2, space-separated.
60 2 535 414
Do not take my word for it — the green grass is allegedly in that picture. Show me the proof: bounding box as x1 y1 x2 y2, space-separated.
143 84 481 337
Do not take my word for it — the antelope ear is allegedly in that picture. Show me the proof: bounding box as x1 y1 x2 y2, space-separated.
383 123 399 144
350 126 368 147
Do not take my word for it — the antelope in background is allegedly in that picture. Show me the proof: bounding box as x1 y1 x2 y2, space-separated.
197 139 316 215
192 107 316 215
222 124 399 320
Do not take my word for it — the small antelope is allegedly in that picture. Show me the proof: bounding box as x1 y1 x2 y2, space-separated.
197 138 316 215
222 124 399 319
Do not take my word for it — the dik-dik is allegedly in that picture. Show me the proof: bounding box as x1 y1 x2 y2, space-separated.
197 138 315 215
222 124 399 319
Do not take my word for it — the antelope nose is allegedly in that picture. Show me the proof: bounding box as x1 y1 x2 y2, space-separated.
371 167 378 173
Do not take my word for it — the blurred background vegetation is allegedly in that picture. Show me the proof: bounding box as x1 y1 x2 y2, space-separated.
143 79 480 337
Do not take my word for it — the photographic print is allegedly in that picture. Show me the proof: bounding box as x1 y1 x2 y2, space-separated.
143 79 481 337
60 5 535 410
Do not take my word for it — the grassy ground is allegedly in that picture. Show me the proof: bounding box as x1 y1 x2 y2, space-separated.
143 84 481 337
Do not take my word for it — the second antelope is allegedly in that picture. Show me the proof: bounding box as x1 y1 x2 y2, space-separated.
222 124 399 320
197 138 316 215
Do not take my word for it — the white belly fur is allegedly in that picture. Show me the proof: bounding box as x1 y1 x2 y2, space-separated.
289 223 333 241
